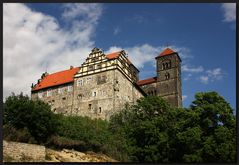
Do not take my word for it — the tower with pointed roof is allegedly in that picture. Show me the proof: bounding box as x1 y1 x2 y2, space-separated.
155 48 182 107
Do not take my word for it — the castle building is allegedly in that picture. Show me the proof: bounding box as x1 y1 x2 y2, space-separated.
31 47 182 120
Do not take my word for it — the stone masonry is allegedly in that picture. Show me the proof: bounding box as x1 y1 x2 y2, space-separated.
31 47 182 120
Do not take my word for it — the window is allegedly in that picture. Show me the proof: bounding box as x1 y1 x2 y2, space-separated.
58 88 63 94
88 65 94 71
162 60 171 70
68 86 73 92
88 104 92 110
47 90 52 97
97 64 101 69
38 92 43 98
62 97 66 100
99 107 102 113
93 91 97 97
77 79 83 86
78 94 83 100
165 73 170 80
86 77 92 84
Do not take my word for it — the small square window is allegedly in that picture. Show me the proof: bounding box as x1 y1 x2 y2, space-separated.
68 86 73 92
47 90 52 97
77 79 83 86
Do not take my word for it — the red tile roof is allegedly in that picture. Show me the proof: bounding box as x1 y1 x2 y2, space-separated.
106 51 121 59
156 48 176 58
32 67 80 91
137 77 157 86
106 51 133 65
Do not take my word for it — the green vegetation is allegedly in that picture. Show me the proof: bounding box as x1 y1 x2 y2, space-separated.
3 92 236 162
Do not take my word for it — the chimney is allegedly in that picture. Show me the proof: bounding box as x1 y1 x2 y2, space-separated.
31 83 34 88
70 66 74 69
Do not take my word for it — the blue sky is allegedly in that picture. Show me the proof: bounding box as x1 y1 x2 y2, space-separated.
3 3 236 110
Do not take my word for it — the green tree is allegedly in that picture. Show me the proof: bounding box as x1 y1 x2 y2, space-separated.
109 92 236 163
4 93 60 143
187 91 236 162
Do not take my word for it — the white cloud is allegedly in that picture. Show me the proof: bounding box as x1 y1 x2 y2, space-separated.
221 3 236 22
183 73 192 81
182 95 188 101
3 3 103 98
199 76 209 84
206 68 223 80
3 3 195 100
199 68 224 84
106 44 192 69
182 65 204 73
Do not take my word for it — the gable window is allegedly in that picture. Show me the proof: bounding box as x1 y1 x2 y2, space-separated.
88 65 94 71
97 64 101 69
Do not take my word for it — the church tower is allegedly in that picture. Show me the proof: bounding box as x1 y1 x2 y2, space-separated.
155 48 182 107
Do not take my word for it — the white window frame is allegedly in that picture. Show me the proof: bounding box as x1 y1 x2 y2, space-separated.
47 90 52 97
68 86 73 92
86 77 92 84
38 92 43 98
77 79 83 86
58 88 63 94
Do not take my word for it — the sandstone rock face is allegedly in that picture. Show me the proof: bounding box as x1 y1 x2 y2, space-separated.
45 149 118 162
3 140 46 162
3 140 117 162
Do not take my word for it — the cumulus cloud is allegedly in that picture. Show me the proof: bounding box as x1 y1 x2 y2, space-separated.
106 44 192 69
3 3 196 100
221 3 236 22
182 65 204 73
199 68 224 84
3 3 103 98
199 76 209 84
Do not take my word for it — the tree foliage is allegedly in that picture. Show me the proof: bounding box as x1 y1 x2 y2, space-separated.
3 93 60 143
109 92 236 162
3 91 236 162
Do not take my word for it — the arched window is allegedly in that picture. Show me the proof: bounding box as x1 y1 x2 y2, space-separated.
162 59 171 70
165 72 170 80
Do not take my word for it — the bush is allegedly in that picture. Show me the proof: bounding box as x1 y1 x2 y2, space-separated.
3 93 60 143
56 115 110 152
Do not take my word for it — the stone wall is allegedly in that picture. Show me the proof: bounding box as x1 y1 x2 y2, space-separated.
3 140 46 162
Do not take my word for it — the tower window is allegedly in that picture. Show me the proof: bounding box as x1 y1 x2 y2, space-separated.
165 73 170 80
99 107 102 113
88 104 92 110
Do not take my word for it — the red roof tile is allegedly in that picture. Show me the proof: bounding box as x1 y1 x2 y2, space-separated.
106 51 121 59
32 67 80 91
156 48 176 58
106 51 133 65
137 77 157 86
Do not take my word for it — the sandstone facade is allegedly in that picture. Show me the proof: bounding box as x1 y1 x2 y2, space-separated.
31 47 182 120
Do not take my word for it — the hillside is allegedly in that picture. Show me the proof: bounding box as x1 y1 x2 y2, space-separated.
3 140 117 162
